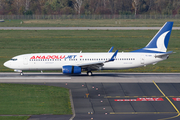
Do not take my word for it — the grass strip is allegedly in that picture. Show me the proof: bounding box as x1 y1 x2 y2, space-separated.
0 116 30 120
0 19 180 27
0 84 72 115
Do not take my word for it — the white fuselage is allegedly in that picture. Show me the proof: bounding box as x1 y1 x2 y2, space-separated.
3 22 173 75
4 52 167 71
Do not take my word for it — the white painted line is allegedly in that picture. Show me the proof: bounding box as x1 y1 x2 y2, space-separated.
0 77 71 79
0 79 72 83
69 89 76 120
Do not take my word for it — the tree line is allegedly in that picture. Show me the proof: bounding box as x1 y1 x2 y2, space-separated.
0 0 180 15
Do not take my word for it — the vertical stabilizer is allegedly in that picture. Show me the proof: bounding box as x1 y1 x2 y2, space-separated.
132 22 173 53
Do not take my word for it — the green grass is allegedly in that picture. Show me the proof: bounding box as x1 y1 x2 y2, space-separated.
0 116 29 120
0 30 180 72
0 84 72 115
0 19 180 27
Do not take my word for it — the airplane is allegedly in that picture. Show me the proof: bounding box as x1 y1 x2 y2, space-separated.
4 22 174 76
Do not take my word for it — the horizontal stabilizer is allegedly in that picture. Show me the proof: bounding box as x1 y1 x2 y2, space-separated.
155 51 174 58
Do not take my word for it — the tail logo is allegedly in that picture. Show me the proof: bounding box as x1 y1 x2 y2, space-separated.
144 31 170 52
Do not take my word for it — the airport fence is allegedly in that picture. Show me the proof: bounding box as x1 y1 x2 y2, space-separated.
0 14 180 20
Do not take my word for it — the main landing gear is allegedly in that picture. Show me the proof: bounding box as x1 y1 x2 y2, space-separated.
20 72 24 76
87 71 92 76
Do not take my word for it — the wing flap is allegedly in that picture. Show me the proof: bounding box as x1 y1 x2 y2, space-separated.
77 61 104 70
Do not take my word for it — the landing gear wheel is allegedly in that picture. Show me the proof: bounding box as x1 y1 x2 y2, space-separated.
20 72 24 76
87 71 92 76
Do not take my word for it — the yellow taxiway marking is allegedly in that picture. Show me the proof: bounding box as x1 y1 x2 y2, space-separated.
153 81 180 120
108 82 180 119
110 112 177 114
107 82 180 119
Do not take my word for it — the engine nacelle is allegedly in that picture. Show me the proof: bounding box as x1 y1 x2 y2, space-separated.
62 65 81 74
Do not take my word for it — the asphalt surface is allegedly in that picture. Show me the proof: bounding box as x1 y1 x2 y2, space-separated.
0 73 180 120
0 27 180 30
0 72 180 83
28 82 180 120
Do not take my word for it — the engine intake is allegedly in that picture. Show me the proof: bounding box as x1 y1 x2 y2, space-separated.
62 65 81 74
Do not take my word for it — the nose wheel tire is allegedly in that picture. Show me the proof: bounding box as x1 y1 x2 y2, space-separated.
87 71 92 76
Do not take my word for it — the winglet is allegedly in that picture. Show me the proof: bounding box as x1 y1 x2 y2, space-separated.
108 46 114 53
109 50 118 61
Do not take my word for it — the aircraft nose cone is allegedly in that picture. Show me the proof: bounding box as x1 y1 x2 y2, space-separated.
4 61 11 68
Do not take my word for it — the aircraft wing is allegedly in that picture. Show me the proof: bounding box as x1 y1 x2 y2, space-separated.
108 46 114 53
77 61 105 70
77 50 118 70
155 51 174 58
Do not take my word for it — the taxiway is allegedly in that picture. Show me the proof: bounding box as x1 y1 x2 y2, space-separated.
0 72 180 83
0 72 180 120
0 27 180 30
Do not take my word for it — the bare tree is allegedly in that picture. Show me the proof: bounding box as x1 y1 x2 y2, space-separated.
109 0 115 14
74 0 83 14
88 0 99 14
0 0 2 11
103 0 106 8
25 0 30 11
13 0 23 14
132 0 139 15
0 0 5 14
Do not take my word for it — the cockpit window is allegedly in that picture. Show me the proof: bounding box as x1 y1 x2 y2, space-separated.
11 58 17 61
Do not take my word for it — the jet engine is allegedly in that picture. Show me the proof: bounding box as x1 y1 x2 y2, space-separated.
62 65 81 74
